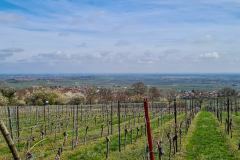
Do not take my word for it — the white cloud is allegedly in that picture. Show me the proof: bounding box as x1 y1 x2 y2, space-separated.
236 58 239 61
112 24 125 32
92 52 101 59
115 40 130 46
0 53 13 60
198 52 219 59
58 32 71 37
88 10 106 22
1 47 24 52
187 35 214 43
162 49 181 54
33 51 71 60
0 12 26 23
76 43 87 47
137 60 153 64
70 17 81 26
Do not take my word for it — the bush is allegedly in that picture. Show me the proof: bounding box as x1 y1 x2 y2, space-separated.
36 99 44 106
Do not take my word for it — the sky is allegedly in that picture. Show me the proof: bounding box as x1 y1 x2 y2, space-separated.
1 0 240 73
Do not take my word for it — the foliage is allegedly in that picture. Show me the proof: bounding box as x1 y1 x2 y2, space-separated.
68 93 86 105
130 94 144 103
48 97 55 105
35 98 44 105
0 93 9 106
25 89 63 105
0 87 15 105
12 96 26 106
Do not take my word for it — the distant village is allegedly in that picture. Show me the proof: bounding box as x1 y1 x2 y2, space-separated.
27 85 239 99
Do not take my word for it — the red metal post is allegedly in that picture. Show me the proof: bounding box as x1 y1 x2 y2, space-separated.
144 98 154 160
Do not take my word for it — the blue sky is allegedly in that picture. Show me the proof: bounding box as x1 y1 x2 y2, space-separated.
1 0 240 73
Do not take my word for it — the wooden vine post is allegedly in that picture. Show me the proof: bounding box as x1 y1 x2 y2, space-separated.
157 140 164 160
111 102 113 134
131 128 133 145
143 98 154 160
106 136 110 160
185 99 187 134
124 128 128 149
85 126 89 145
0 118 21 160
55 132 68 160
17 106 20 151
174 99 178 152
72 105 75 150
7 107 14 142
135 127 139 142
167 132 172 160
118 100 121 152
101 124 104 138
227 98 230 135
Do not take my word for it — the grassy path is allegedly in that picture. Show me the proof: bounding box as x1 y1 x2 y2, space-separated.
184 111 234 160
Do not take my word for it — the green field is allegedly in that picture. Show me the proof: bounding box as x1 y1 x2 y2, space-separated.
1 73 240 92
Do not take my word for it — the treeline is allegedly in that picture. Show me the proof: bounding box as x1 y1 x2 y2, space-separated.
1 81 238 106
0 82 163 106
0 88 86 106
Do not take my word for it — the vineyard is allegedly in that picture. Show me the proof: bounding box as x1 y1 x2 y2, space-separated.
0 98 240 159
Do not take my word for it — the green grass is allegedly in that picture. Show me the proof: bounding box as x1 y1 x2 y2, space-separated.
186 111 234 160
0 106 178 160
58 113 179 160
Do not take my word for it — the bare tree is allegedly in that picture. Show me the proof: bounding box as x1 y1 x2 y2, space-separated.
86 87 96 105
195 90 207 109
149 87 162 101
131 82 147 95
220 87 238 104
99 88 114 104
166 89 175 102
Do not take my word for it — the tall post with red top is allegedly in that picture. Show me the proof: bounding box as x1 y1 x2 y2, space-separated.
144 98 154 160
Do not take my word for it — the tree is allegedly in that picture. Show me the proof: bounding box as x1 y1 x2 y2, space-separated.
99 88 114 104
0 87 15 105
131 82 147 95
116 89 128 102
25 88 63 105
166 89 175 102
194 90 207 109
220 87 237 104
86 87 97 105
221 87 236 97
0 93 8 106
48 97 55 105
149 87 161 101
131 94 144 103
62 92 73 105
12 97 26 106
69 93 86 105
36 99 44 105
